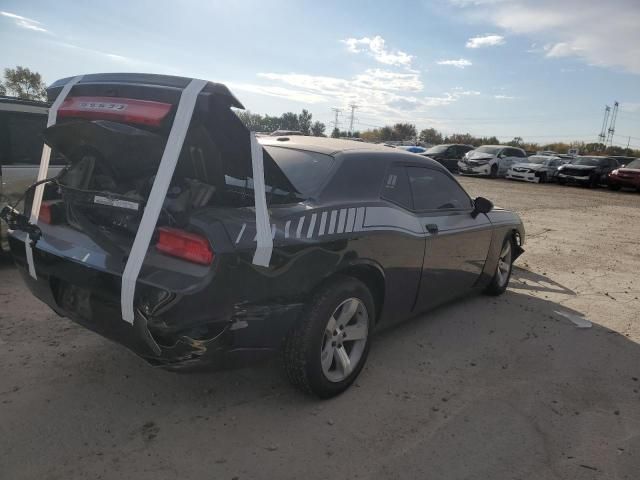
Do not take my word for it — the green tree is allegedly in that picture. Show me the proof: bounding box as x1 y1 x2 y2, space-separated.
298 109 313 135
331 127 340 138
508 136 524 147
235 110 266 132
380 126 394 141
1 66 47 100
445 133 477 145
419 128 443 145
311 121 326 137
279 112 299 131
392 123 417 140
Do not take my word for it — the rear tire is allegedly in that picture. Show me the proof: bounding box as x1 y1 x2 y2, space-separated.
608 184 621 191
484 236 515 296
282 276 374 398
557 178 566 185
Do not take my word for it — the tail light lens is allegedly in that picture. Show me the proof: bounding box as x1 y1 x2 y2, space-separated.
39 202 53 224
58 96 172 127
156 227 214 265
39 201 63 224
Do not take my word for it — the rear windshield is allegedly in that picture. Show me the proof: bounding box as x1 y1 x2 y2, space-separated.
624 159 640 169
527 156 553 164
571 157 601 166
264 146 335 198
425 145 448 154
475 146 501 154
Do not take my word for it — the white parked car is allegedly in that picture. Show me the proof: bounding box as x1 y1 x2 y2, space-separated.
1 96 66 252
458 145 527 178
505 155 569 183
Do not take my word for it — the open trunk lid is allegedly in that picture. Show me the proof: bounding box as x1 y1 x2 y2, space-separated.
33 74 298 245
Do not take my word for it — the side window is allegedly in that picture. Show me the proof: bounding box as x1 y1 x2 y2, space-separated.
609 158 619 168
514 149 526 158
6 112 48 166
381 165 412 209
407 167 473 211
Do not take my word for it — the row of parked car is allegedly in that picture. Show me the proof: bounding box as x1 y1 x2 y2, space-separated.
405 143 639 191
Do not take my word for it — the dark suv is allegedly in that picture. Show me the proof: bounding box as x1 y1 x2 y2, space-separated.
557 156 620 187
422 144 474 172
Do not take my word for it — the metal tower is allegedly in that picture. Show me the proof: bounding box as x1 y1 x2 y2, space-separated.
598 105 610 145
605 101 619 147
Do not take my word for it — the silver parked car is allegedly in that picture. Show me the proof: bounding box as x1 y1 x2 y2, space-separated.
458 145 527 178
0 97 66 252
505 155 569 183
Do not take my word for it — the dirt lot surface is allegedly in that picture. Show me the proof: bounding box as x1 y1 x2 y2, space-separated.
1 178 639 480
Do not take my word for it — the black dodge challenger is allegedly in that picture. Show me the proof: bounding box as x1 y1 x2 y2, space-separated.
3 74 525 398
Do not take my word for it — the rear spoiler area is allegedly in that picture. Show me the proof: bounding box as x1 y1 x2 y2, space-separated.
47 73 245 110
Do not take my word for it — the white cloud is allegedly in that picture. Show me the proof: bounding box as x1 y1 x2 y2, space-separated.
0 11 47 32
233 69 479 125
437 58 473 68
494 94 516 100
341 35 414 68
466 34 505 48
451 0 640 74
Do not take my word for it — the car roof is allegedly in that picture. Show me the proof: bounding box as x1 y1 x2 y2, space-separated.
259 135 406 155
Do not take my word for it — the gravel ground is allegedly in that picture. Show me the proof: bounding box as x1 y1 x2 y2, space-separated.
1 177 639 480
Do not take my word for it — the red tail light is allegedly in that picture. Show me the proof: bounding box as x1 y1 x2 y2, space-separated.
39 201 64 224
57 96 172 127
156 227 214 265
39 202 53 224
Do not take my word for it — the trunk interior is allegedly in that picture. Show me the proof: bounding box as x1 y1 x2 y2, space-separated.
34 78 298 256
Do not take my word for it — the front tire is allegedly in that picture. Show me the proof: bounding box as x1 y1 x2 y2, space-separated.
484 237 515 296
490 164 499 178
282 276 374 398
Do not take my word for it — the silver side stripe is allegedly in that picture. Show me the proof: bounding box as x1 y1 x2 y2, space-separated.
307 213 317 238
318 211 327 236
354 207 365 232
296 216 305 238
337 209 347 234
328 210 337 234
284 220 291 239
235 223 246 244
346 208 356 233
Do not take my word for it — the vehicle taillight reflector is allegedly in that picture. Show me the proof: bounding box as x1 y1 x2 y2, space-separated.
39 202 53 224
156 227 214 265
57 96 172 127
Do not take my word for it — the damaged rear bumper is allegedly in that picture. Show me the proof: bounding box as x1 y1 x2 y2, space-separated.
8 234 303 370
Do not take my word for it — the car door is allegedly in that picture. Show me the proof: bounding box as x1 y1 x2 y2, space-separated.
0 110 65 209
497 148 519 175
406 166 493 312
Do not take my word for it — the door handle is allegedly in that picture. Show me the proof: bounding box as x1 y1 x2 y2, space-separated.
425 223 438 234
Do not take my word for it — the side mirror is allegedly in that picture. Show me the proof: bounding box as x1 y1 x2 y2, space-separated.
472 196 493 218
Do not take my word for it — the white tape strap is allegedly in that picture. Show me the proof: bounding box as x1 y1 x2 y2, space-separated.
250 132 273 267
120 79 207 324
25 75 84 279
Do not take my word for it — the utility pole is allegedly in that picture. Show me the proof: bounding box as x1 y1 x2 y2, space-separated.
605 101 619 148
598 105 610 147
348 103 358 136
331 107 342 132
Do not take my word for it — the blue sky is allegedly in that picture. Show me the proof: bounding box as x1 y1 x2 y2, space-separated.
1 0 640 147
